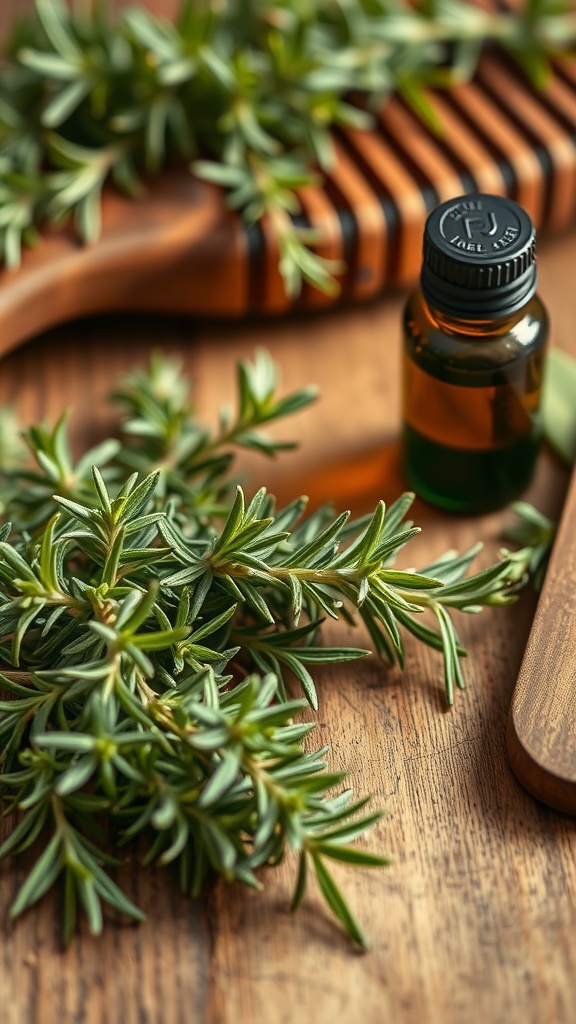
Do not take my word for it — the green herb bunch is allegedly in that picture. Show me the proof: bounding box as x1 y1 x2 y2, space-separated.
0 351 532 945
1 0 575 294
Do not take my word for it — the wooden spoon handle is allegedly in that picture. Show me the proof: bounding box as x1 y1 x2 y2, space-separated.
507 467 576 814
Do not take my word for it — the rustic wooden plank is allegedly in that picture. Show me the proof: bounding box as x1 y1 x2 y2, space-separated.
0 231 574 1023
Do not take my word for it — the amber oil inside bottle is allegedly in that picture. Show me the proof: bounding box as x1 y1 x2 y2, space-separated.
403 292 548 513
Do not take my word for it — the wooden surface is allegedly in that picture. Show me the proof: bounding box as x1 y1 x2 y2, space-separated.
0 228 575 1023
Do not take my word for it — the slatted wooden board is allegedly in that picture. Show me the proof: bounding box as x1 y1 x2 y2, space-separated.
2 45 576 353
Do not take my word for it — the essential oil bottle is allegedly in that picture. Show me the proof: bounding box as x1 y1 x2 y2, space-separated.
402 194 548 513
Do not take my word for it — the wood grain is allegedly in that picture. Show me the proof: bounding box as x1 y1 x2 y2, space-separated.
477 56 576 231
0 231 575 1023
0 173 250 359
507 461 576 814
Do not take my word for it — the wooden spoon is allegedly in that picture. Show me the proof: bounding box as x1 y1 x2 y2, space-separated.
507 467 576 815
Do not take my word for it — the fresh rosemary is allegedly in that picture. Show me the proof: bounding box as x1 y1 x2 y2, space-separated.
502 501 556 591
1 0 575 294
0 351 536 945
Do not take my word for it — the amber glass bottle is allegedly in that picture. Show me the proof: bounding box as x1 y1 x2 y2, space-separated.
402 194 548 513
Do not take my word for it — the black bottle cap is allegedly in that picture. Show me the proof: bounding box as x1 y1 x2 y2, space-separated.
421 194 537 318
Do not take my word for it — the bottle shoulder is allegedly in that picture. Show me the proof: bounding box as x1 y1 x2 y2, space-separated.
403 288 548 379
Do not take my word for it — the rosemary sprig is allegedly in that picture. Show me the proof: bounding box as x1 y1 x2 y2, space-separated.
0 351 531 944
1 0 575 294
502 500 556 591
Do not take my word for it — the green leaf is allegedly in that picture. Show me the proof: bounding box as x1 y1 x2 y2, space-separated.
77 875 103 935
0 805 48 860
75 844 146 921
0 542 39 583
10 832 63 917
274 650 319 710
199 748 242 807
119 471 161 522
92 466 112 515
53 495 97 526
55 755 98 796
18 49 80 80
36 0 82 61
285 511 351 568
312 855 367 949
313 843 390 867
290 852 308 912
213 486 245 553
42 79 92 128
187 603 237 643
542 347 576 465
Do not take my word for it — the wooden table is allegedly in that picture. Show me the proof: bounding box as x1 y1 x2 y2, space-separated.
0 226 575 1023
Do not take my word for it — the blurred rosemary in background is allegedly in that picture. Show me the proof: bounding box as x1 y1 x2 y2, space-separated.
1 0 575 294
0 351 544 945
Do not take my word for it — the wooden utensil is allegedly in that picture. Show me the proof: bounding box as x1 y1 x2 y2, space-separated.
507 467 576 815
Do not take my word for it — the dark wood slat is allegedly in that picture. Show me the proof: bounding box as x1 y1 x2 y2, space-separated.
377 97 463 204
409 91 507 197
478 56 576 230
328 140 388 300
446 80 546 224
341 126 428 286
298 185 346 310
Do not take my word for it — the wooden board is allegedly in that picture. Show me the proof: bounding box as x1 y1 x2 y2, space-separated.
0 228 575 1024
2 31 576 351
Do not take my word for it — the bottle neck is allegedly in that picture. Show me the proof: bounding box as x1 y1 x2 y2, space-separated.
421 293 534 337
420 264 537 322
